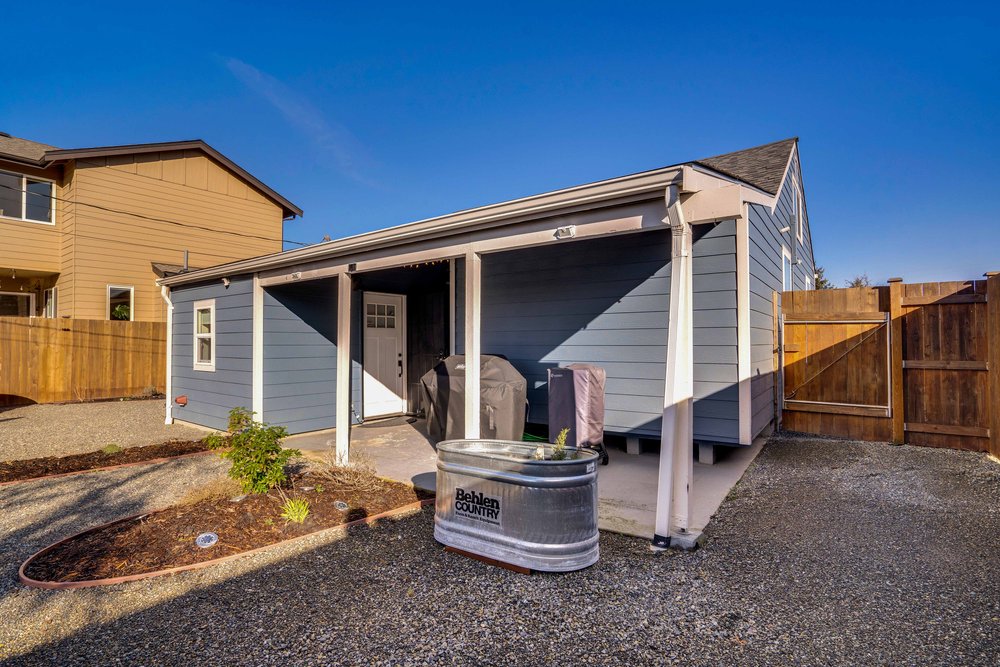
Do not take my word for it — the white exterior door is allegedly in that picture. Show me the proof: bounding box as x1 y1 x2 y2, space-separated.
363 292 406 417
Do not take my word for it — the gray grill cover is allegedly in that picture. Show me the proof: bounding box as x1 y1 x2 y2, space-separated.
547 364 606 447
421 355 527 441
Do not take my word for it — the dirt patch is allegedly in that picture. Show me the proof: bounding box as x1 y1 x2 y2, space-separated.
23 471 433 583
0 440 212 484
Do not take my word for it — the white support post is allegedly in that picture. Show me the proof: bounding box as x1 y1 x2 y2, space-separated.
736 210 752 445
252 274 264 421
653 185 695 549
464 250 482 438
335 273 353 464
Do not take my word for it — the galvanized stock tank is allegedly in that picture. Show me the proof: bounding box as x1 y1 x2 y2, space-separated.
434 439 600 572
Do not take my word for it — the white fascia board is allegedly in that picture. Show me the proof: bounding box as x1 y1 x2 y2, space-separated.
258 200 668 287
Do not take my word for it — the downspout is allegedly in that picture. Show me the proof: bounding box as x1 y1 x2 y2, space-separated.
159 284 174 425
652 184 695 549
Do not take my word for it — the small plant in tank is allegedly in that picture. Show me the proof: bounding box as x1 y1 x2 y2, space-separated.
205 407 300 494
533 427 573 460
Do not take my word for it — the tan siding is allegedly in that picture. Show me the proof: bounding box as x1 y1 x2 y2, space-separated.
0 161 62 274
68 154 284 321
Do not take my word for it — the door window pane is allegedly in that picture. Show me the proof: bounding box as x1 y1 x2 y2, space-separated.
0 171 20 219
25 180 53 222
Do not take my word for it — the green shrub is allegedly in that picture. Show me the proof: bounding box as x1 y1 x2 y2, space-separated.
100 443 123 455
205 407 300 495
280 497 310 524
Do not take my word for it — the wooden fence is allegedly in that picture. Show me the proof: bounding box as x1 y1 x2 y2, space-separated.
0 317 166 405
779 276 999 457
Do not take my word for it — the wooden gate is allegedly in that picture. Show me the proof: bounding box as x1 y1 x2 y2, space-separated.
779 276 999 455
780 287 893 442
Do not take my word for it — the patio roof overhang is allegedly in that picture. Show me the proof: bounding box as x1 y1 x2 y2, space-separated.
160 161 778 550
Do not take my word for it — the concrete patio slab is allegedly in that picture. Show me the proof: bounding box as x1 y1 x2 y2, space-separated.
288 419 763 539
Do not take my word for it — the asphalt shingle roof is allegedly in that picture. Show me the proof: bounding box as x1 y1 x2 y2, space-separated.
0 133 58 163
695 137 797 194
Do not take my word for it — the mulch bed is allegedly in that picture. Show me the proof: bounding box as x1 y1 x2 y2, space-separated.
23 471 433 583
0 440 212 484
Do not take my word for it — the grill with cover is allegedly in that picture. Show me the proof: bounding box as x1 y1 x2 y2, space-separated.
421 354 528 441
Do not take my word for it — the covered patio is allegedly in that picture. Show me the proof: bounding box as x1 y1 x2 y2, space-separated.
287 418 764 539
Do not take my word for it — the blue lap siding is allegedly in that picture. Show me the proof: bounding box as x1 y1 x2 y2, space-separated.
456 223 740 442
170 276 253 431
262 278 339 434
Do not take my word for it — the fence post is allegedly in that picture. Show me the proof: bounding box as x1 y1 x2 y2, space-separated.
888 278 905 444
987 273 1000 459
772 290 781 432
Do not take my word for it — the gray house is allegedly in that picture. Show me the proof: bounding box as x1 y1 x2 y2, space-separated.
158 137 815 547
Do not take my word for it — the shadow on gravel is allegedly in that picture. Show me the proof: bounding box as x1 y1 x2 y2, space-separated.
4 436 1000 666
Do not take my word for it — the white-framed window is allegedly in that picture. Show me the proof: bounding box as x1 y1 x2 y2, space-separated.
0 169 55 225
193 299 216 372
43 287 57 318
107 285 134 321
782 246 793 292
0 291 34 317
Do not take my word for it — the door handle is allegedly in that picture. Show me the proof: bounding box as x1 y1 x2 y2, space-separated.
398 359 403 377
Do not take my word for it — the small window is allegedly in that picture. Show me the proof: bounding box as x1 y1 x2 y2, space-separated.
193 300 216 371
0 170 54 224
0 291 33 317
43 287 57 318
107 285 134 320
782 247 793 291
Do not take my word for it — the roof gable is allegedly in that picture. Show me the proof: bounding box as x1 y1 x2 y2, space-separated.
695 138 797 195
0 134 301 218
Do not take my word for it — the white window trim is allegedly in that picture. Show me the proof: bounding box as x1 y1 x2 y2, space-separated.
782 246 793 292
0 290 36 317
107 284 135 321
193 299 216 372
0 169 56 226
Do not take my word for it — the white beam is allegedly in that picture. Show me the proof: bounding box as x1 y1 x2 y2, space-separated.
653 185 694 549
252 274 264 421
736 210 752 445
335 273 353 464
464 251 482 439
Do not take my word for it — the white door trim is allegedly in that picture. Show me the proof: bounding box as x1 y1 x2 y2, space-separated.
362 291 408 417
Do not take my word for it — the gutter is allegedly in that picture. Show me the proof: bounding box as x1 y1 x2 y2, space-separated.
159 285 174 425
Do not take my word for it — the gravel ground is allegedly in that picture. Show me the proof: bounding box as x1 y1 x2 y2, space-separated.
1 435 998 665
0 400 206 461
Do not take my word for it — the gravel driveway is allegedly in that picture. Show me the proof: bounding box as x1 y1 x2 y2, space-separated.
1 435 998 665
0 400 206 461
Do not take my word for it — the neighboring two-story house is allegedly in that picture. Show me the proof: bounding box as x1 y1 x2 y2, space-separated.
0 133 301 321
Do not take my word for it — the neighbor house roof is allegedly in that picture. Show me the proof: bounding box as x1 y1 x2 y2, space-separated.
0 133 58 163
159 137 800 288
151 262 204 279
0 133 301 218
695 137 797 195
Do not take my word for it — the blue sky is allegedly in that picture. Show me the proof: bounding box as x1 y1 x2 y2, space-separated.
3 2 997 285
